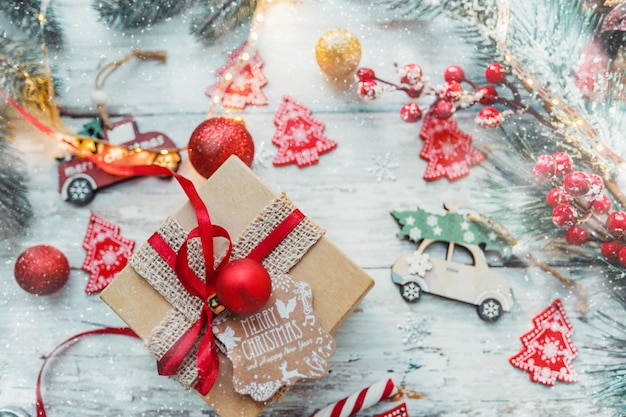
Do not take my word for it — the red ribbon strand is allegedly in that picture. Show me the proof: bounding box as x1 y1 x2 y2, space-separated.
36 327 139 417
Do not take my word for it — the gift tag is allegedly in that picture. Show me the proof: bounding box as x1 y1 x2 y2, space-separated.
213 274 335 401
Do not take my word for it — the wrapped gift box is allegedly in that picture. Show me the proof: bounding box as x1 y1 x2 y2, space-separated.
101 156 374 417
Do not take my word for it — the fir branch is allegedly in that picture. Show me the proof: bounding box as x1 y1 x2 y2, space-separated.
0 110 32 241
93 0 194 29
189 0 258 43
585 292 626 415
2 0 64 48
0 31 54 112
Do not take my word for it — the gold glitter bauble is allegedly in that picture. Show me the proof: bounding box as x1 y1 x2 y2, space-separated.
315 29 362 77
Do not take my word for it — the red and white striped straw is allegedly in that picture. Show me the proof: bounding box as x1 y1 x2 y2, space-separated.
309 378 398 417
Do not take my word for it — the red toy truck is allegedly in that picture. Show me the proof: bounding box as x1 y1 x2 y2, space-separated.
58 116 181 205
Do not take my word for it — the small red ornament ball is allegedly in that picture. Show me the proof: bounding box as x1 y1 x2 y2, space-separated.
552 152 573 177
477 85 497 105
532 154 556 183
443 65 465 82
476 106 501 128
601 241 623 261
619 246 626 267
546 188 569 207
188 117 254 179
443 81 463 102
552 204 578 228
563 171 590 197
432 100 454 119
606 211 626 237
400 102 422 123
14 245 70 295
485 62 507 84
399 63 423 86
593 194 612 214
565 226 588 245
356 67 375 81
215 258 272 315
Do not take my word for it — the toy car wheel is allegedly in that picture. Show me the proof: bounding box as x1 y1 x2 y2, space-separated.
400 282 421 303
477 298 502 322
66 177 95 205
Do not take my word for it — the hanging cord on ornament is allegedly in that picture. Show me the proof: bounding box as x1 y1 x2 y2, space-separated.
36 327 139 417
93 49 167 129
206 0 274 118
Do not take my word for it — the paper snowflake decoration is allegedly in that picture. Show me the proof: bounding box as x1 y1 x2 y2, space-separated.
398 313 431 346
368 152 399 181
509 299 578 386
406 252 432 277
81 213 135 294
271 96 338 167
419 113 485 181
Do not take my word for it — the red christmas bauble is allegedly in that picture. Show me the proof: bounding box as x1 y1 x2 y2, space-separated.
14 245 70 295
187 117 254 178
215 258 272 315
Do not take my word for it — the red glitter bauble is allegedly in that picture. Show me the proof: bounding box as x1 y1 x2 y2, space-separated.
215 258 272 315
187 117 254 178
14 245 70 295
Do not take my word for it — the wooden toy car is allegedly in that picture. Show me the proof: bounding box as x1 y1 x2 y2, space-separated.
391 239 514 322
58 117 181 205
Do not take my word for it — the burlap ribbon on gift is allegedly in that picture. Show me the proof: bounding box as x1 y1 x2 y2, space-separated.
129 193 324 390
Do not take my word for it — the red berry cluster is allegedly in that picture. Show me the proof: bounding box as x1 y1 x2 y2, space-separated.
356 62 512 126
532 152 626 265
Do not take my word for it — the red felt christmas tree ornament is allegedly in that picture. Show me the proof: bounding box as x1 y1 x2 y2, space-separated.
14 245 70 295
187 117 255 178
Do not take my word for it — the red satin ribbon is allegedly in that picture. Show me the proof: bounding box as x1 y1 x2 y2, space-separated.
36 327 139 417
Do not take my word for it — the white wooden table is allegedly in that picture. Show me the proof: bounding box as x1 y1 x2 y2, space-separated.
0 1 622 416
